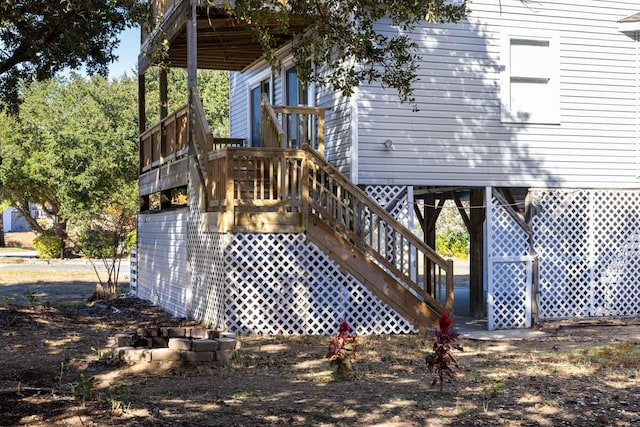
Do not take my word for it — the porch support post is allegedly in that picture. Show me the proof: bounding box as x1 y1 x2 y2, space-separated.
423 193 436 294
469 188 485 317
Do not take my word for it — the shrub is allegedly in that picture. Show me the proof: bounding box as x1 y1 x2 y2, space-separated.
326 318 358 380
33 233 62 259
77 229 114 258
425 312 463 391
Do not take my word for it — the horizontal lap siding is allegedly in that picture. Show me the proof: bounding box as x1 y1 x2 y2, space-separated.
357 0 640 188
229 71 249 141
317 64 353 178
137 210 189 318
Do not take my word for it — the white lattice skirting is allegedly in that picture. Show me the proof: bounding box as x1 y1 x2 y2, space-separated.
134 184 418 335
531 189 640 320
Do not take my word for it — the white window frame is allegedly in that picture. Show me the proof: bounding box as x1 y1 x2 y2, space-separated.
500 31 560 124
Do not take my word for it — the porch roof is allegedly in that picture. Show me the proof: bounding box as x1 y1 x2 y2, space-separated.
139 0 308 74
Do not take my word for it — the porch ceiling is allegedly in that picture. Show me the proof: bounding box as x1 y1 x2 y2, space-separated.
139 3 308 73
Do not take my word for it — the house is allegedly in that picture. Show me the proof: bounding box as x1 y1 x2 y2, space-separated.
134 0 640 332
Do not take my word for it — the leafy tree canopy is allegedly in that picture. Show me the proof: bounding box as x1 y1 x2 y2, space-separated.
226 0 468 105
0 0 146 111
0 74 139 243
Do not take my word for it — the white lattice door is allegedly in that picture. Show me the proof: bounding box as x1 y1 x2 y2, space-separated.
486 187 533 330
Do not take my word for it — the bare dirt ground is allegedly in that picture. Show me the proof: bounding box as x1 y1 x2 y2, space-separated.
1 258 639 426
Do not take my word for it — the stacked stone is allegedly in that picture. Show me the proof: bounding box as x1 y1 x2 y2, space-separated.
112 327 239 366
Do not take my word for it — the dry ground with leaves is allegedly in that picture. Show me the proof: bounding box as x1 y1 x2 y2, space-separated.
1 254 639 426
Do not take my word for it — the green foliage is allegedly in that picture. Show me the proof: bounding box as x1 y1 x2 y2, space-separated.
225 0 468 107
32 234 62 259
0 74 139 256
77 229 115 259
144 68 229 136
124 230 137 253
70 374 95 407
436 229 469 258
0 0 148 111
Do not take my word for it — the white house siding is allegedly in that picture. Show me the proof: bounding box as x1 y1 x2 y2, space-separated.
231 58 356 177
229 71 249 141
356 0 640 189
317 65 354 178
136 209 189 318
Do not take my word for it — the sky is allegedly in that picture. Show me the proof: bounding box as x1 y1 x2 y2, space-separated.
108 27 140 78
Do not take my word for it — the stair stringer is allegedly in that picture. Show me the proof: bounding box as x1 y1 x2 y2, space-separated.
306 215 442 332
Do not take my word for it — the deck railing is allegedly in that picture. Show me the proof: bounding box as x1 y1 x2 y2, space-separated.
206 146 453 315
261 93 327 155
140 104 189 173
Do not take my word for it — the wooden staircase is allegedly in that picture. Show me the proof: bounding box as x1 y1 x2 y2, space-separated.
189 88 454 331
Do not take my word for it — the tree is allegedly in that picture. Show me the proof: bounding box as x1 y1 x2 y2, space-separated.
0 74 139 257
0 0 146 111
226 0 468 106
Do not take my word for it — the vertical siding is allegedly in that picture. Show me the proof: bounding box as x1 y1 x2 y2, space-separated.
136 210 189 318
356 0 640 188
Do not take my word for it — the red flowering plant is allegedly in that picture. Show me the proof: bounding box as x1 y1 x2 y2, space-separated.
425 312 463 391
326 318 358 380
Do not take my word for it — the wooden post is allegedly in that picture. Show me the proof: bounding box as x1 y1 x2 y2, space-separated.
159 68 168 162
138 72 146 175
446 259 455 316
469 188 485 317
317 110 325 157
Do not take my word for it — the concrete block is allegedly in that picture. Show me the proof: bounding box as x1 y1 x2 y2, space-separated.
114 333 135 347
122 349 147 363
182 351 214 363
135 337 152 348
152 336 169 348
191 339 218 352
168 338 192 351
150 348 181 362
217 337 237 351
218 332 237 340
114 346 135 358
215 349 234 365
167 327 186 338
204 329 219 339
187 328 207 339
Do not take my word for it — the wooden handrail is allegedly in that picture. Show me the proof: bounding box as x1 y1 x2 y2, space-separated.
139 103 189 173
205 146 454 316
303 146 453 315
261 93 286 149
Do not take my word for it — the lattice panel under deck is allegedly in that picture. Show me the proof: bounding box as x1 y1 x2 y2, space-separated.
531 189 640 319
187 168 227 330
488 193 531 329
224 233 417 335
490 262 529 329
589 192 640 316
532 190 591 319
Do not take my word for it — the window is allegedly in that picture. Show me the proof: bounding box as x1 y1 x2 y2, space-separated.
284 66 314 147
501 33 559 124
249 77 271 147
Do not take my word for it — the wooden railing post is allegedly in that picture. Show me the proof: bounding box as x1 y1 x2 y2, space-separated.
223 151 235 232
446 259 455 317
317 110 325 156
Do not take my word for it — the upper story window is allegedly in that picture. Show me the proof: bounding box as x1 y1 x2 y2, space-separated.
500 32 560 124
